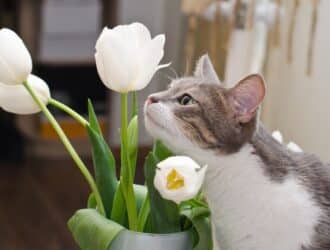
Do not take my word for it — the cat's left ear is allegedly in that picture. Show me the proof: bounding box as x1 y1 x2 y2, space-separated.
227 74 266 123
194 54 221 84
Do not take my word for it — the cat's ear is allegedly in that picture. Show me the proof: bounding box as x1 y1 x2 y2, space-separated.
194 54 221 84
227 74 265 123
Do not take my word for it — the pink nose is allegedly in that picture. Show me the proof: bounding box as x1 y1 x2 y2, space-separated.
146 95 158 106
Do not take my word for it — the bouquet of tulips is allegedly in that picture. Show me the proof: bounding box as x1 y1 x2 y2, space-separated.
0 23 211 250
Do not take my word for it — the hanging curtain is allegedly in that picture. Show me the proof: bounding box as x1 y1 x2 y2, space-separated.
262 0 330 160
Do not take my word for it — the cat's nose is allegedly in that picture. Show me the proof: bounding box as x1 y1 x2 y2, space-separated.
146 95 159 106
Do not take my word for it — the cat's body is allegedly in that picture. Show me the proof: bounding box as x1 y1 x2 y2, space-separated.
144 55 330 250
194 124 329 250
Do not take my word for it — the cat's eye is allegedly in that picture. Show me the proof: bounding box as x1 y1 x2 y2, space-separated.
178 94 196 106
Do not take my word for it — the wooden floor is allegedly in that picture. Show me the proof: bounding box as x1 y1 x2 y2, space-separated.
0 159 97 250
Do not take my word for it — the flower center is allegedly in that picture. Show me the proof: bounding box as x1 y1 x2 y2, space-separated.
166 169 185 190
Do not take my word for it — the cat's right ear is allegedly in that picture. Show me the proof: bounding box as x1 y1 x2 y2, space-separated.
194 54 221 84
227 74 266 124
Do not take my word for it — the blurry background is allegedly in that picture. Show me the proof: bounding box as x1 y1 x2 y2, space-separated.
0 0 328 249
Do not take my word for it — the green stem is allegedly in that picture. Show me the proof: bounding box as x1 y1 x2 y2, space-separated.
131 92 137 118
23 81 105 216
121 93 137 230
49 98 89 127
137 194 150 232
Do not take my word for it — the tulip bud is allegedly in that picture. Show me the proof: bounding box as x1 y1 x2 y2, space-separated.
0 28 33 85
95 22 168 93
287 141 303 153
0 74 50 114
154 156 207 204
272 130 283 143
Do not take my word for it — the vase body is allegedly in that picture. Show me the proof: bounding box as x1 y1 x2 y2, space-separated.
109 230 193 250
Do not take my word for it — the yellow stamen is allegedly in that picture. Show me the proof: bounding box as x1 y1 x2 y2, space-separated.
167 169 185 190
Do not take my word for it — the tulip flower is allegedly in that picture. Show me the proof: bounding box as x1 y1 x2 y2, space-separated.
0 28 32 85
95 22 167 93
287 141 303 153
272 130 303 152
154 156 207 204
0 74 50 114
272 130 283 143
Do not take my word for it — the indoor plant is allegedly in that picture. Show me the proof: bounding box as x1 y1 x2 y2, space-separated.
0 23 212 250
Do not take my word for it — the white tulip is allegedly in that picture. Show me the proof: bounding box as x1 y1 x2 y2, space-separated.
0 74 50 114
154 156 207 204
95 22 167 93
272 130 303 153
272 130 283 143
0 28 32 85
287 141 303 153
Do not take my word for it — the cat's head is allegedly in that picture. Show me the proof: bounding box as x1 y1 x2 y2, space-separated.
144 54 265 155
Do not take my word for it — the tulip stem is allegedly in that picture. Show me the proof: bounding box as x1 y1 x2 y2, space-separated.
131 92 138 118
48 98 89 127
121 93 138 230
23 81 106 216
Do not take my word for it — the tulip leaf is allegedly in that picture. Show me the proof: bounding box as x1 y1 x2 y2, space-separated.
87 193 97 209
111 183 147 227
68 209 124 250
110 183 127 225
127 115 138 177
87 101 117 218
181 208 212 250
144 152 181 233
134 184 148 211
137 194 150 232
88 99 102 134
153 140 173 160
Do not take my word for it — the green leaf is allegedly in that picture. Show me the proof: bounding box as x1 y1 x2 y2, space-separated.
137 194 150 232
88 99 102 135
110 183 147 227
127 115 138 177
144 152 181 233
110 182 127 225
87 193 97 209
133 184 148 211
153 140 173 160
87 126 117 218
181 208 212 250
68 209 124 250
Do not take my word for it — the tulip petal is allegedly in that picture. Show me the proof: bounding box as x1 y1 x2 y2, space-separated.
287 142 303 153
96 30 137 92
95 27 109 51
131 34 166 91
95 52 107 85
272 130 283 143
112 23 150 51
0 28 32 85
130 22 152 47
157 156 201 171
154 156 206 204
0 74 50 114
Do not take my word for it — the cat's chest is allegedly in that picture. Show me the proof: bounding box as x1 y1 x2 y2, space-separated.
191 145 321 250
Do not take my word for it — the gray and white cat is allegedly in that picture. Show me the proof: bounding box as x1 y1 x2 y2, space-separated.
144 55 330 250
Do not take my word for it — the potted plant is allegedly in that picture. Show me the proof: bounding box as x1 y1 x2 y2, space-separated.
0 23 212 250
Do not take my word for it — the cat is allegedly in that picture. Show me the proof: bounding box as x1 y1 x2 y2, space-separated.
144 54 330 250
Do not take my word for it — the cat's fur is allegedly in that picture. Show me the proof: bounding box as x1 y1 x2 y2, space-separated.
144 55 330 250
